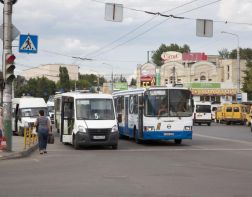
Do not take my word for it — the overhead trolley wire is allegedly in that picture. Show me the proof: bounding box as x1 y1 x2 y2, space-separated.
89 0 222 58
75 0 202 62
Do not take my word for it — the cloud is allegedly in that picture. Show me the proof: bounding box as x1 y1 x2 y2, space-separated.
218 0 252 22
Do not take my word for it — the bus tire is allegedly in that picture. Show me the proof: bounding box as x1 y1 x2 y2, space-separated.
175 139 182 144
73 135 80 150
207 122 211 126
111 144 118 149
134 130 141 144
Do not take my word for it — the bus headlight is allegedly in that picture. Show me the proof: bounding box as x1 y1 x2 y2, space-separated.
78 125 86 133
111 125 118 133
144 126 155 131
184 126 192 131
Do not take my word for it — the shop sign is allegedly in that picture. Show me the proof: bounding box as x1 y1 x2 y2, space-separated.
113 82 128 91
182 52 208 61
161 51 182 62
191 88 237 96
191 83 220 88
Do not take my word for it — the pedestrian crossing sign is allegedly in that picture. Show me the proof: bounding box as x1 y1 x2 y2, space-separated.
19 34 38 54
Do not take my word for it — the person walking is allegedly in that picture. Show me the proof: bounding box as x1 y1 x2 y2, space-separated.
35 110 51 154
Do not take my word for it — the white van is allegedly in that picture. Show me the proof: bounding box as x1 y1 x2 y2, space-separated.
54 92 119 149
12 97 48 136
193 101 212 126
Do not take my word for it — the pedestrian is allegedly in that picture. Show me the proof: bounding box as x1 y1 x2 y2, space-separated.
35 110 51 154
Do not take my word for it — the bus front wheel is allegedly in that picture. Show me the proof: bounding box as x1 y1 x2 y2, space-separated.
73 135 80 150
111 144 118 149
174 139 182 144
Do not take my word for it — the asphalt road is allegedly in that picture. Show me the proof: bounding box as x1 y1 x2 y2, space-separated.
0 123 252 197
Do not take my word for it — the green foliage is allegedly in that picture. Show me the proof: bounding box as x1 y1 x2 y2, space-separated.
152 43 190 67
218 48 230 59
57 66 70 92
242 60 252 100
130 78 137 86
14 76 56 101
229 48 252 60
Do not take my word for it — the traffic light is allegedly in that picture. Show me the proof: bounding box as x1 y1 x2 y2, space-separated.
5 53 16 83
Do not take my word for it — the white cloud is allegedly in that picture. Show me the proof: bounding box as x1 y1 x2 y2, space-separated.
218 0 252 22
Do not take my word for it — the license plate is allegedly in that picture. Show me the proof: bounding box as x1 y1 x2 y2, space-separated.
164 132 174 136
93 135 105 140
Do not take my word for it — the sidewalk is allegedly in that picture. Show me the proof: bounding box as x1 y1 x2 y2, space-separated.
0 136 38 160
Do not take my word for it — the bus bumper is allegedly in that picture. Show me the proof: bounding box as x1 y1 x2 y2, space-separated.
142 130 192 140
76 132 119 147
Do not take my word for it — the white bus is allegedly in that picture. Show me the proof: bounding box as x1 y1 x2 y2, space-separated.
54 92 119 149
12 97 48 136
112 86 194 144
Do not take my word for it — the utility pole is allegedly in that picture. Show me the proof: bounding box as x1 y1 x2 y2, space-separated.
2 0 14 151
172 66 176 87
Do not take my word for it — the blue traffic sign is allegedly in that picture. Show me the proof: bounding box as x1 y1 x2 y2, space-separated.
19 34 38 54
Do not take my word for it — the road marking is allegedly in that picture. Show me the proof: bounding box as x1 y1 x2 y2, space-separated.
117 148 252 152
194 133 252 146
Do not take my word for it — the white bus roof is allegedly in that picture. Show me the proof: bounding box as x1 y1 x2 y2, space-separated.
113 86 190 96
54 92 113 99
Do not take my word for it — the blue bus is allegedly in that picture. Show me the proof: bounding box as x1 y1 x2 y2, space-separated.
113 86 194 144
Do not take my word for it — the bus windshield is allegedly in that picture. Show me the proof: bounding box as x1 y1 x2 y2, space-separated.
145 89 193 117
76 99 115 120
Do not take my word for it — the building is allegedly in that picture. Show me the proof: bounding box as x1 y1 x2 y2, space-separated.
21 64 79 82
137 51 247 103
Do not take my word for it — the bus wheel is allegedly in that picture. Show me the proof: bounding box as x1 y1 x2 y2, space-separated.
207 122 211 126
73 135 80 150
134 130 141 144
111 144 118 149
174 139 182 144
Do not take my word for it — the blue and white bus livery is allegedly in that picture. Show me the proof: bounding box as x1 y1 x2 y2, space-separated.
113 86 194 144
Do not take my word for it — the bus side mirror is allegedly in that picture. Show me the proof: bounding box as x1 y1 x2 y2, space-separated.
117 114 122 123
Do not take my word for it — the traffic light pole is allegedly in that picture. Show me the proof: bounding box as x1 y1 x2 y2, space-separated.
2 0 13 151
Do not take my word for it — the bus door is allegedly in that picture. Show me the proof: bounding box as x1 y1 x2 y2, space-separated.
138 95 143 138
60 96 74 143
124 97 129 135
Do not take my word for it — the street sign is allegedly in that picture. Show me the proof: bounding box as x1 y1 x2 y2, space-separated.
105 3 123 22
0 24 20 41
196 19 213 37
237 93 242 102
19 34 38 54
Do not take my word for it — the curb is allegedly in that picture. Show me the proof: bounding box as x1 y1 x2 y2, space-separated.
0 143 38 161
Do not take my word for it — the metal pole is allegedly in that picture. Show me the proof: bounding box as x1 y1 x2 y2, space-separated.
2 0 13 151
237 38 240 93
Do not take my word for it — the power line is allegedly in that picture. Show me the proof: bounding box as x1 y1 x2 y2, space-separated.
77 0 202 62
89 0 222 58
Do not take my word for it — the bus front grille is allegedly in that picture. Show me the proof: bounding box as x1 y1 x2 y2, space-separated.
87 128 111 141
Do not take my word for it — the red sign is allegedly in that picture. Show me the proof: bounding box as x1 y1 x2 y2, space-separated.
182 53 208 61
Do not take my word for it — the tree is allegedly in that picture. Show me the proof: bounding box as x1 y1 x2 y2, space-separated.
57 66 70 92
152 43 190 67
218 48 230 59
242 60 252 100
229 48 252 60
130 78 137 86
14 77 56 101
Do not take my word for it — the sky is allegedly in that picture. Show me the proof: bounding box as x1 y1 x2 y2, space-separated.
1 0 252 81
